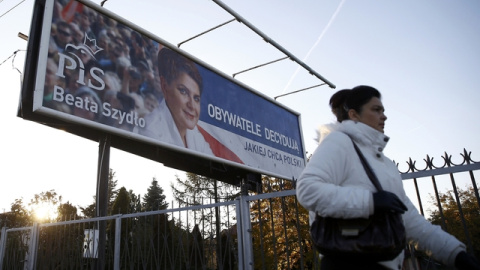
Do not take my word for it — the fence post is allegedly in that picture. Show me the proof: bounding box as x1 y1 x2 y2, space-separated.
238 180 254 270
114 216 122 269
235 198 244 270
239 195 253 269
0 227 7 269
26 223 39 270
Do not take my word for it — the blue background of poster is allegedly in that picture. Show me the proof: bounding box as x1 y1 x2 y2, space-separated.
197 64 304 158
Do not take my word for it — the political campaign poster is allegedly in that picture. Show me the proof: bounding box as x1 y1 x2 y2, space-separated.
26 0 306 180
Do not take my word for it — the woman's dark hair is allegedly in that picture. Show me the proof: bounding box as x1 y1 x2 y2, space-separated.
157 48 203 94
329 85 381 122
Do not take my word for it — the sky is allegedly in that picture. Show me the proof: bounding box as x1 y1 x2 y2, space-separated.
1 0 479 215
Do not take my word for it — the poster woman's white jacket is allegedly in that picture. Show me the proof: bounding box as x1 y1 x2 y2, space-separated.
296 120 465 270
136 99 214 155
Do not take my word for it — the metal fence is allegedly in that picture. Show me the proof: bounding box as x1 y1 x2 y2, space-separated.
0 150 478 270
398 149 480 269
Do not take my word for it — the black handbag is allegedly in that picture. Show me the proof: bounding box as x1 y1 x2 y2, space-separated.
310 139 406 262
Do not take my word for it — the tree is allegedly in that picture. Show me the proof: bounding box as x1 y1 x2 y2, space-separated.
37 200 84 268
107 169 119 211
171 173 241 269
125 178 173 269
80 169 119 218
29 190 61 222
80 202 96 219
128 189 142 213
107 186 131 264
0 199 31 228
250 176 314 269
143 178 168 211
188 224 205 269
219 228 237 270
171 172 240 228
0 199 32 268
56 201 79 221
428 186 480 258
111 187 130 215
171 173 239 207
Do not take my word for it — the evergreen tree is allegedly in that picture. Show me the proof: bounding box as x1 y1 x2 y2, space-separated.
80 169 119 218
143 178 168 211
111 187 130 215
107 169 119 211
128 189 142 213
108 186 131 264
127 178 172 268
80 202 96 218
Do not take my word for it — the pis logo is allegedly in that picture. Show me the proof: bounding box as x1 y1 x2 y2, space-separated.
54 33 106 91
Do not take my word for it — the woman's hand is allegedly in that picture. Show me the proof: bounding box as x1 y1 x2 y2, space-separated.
373 191 408 214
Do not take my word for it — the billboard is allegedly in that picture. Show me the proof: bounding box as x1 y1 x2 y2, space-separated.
19 0 306 181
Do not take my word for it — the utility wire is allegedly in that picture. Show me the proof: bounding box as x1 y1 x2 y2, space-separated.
0 50 23 67
0 50 25 87
12 49 23 75
0 0 27 20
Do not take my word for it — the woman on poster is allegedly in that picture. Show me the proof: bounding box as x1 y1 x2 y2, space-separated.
136 48 214 155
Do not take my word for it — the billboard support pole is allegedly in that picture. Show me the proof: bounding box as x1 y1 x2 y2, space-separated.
95 134 110 269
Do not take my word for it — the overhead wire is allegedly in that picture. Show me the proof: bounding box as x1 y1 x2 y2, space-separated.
12 49 23 75
0 49 24 67
0 0 28 83
0 49 26 87
0 0 27 19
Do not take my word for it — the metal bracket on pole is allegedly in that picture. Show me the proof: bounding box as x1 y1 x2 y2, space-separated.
177 18 236 48
233 56 289 78
274 83 327 100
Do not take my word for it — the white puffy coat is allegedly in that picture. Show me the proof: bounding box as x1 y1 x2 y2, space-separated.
136 99 214 155
296 120 465 270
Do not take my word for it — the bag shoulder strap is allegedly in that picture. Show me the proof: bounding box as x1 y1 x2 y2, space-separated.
350 139 384 192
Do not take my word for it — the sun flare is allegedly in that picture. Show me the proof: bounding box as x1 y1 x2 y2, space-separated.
33 203 58 221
